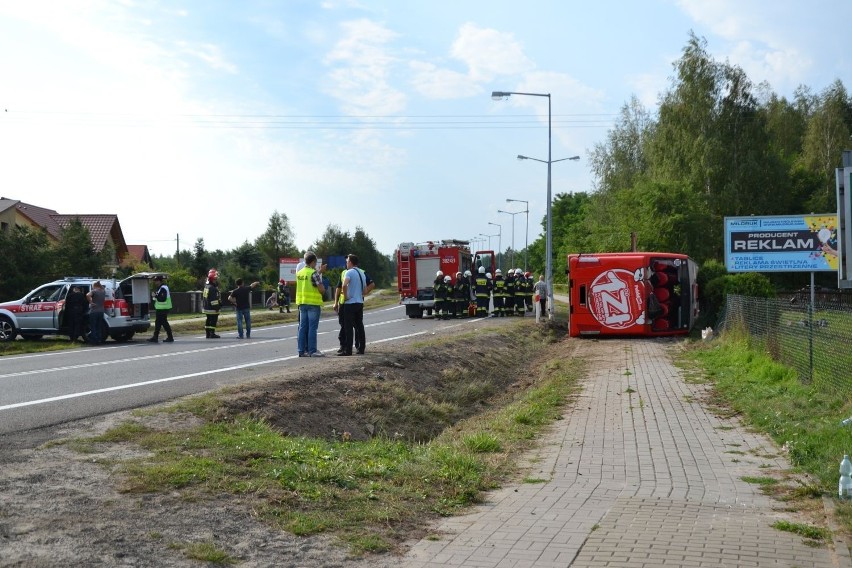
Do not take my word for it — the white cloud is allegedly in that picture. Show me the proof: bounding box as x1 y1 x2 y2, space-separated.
673 0 846 92
323 18 406 115
450 23 533 82
176 41 238 74
409 61 480 99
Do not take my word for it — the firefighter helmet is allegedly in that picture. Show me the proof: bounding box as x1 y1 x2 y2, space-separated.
486 272 492 279
444 275 451 283
478 266 485 274
524 271 532 278
436 270 443 278
515 268 523 275
279 278 285 284
456 272 462 277
207 268 218 280
464 270 472 277
495 268 502 275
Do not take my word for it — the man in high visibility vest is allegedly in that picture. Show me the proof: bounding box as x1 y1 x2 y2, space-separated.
295 251 326 357
147 275 174 343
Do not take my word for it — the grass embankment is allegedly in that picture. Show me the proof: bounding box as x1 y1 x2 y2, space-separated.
77 322 583 554
684 325 852 535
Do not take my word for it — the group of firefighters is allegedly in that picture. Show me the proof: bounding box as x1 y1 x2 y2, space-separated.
432 266 536 320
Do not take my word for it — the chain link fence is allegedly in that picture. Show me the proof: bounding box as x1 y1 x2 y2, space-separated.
716 293 852 396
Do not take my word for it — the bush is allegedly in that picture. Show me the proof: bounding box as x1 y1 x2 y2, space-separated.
702 272 775 325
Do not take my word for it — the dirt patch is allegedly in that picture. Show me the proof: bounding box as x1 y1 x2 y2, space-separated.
0 317 566 568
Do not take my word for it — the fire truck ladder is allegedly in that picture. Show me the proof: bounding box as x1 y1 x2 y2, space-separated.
399 249 412 291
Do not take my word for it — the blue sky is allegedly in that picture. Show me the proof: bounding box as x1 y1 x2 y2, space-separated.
1 1 850 259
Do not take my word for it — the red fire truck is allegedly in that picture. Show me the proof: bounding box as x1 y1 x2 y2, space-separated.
567 252 699 337
396 240 496 318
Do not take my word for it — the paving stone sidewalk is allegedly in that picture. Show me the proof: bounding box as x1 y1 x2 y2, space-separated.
398 338 847 568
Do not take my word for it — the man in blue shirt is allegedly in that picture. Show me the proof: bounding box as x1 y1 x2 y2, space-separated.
339 253 374 356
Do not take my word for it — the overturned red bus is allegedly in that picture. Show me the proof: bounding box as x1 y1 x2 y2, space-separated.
567 252 699 337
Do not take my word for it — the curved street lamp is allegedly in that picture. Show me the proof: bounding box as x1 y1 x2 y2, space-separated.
497 209 522 270
487 221 502 271
492 90 564 319
506 198 529 271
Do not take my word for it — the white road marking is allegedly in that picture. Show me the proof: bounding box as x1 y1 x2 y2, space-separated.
0 329 429 411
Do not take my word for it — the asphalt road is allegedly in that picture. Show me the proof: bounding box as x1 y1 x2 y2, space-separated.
0 304 455 436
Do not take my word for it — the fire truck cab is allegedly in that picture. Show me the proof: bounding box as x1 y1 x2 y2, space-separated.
396 240 495 318
567 252 699 337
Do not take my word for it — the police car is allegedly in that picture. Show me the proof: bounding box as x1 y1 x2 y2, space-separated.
0 273 164 342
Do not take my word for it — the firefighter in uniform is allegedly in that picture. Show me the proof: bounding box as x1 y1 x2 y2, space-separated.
277 278 291 313
504 269 516 316
453 271 469 318
433 271 446 319
523 271 535 313
492 268 506 317
512 269 525 316
474 266 490 317
441 275 453 319
202 268 222 338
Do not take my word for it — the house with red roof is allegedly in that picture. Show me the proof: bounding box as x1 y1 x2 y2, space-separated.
0 197 133 266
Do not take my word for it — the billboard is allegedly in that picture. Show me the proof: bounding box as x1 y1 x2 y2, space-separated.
278 257 301 282
724 214 839 273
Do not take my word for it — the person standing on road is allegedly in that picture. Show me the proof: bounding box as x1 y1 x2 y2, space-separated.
147 275 174 343
277 278 291 313
491 269 506 317
65 285 87 342
453 271 469 318
474 266 490 317
333 277 346 354
203 269 222 339
523 271 535 313
229 278 260 339
339 253 374 356
85 281 106 344
534 274 548 320
295 252 326 357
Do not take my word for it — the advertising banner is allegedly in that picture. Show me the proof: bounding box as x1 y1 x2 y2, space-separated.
724 214 838 272
278 257 301 282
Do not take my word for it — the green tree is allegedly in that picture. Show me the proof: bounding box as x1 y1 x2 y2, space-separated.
53 217 110 277
799 80 852 212
190 238 209 281
589 95 652 196
352 227 391 287
311 224 354 260
0 225 53 299
255 211 298 283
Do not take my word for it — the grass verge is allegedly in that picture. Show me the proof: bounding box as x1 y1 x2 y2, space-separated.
683 324 852 535
80 322 583 555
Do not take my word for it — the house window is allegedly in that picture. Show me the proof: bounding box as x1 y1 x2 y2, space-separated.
0 222 8 233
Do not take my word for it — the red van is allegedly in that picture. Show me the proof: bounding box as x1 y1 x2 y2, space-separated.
567 252 699 337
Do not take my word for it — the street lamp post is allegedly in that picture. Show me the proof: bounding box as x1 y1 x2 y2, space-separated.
493 90 581 319
487 222 502 271
497 209 522 270
506 198 529 271
479 232 496 251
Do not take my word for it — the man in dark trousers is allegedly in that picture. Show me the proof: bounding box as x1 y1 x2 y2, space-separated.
339 253 374 355
86 280 106 344
65 285 87 342
203 269 222 339
147 275 174 343
229 278 260 339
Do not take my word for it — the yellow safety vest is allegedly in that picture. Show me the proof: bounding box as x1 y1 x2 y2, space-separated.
295 267 323 305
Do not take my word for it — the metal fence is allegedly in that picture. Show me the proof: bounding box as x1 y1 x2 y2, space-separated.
717 294 852 396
